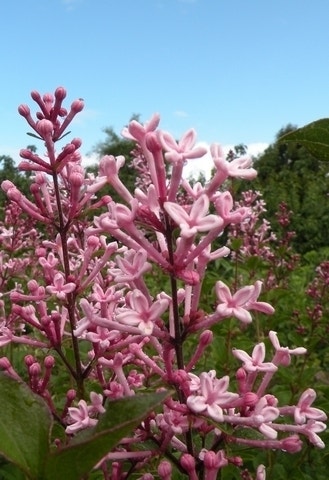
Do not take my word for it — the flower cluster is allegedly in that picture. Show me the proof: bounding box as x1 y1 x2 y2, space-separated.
0 88 326 479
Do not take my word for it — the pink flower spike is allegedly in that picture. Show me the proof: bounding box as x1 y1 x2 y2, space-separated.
294 389 327 424
232 343 277 373
45 273 76 300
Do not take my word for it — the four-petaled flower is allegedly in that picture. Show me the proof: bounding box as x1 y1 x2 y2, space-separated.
215 280 274 324
158 128 207 165
294 389 327 424
116 289 169 335
233 343 277 373
164 194 223 239
187 371 238 422
45 272 76 300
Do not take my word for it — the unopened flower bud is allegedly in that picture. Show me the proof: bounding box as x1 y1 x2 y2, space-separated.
1 180 15 192
66 389 76 401
44 356 55 368
281 435 303 453
158 460 172 479
87 235 100 248
24 355 35 367
71 99 84 113
20 148 34 159
31 90 42 102
18 104 31 117
200 330 213 346
145 132 162 152
29 362 41 376
55 87 67 101
37 119 54 137
180 453 196 472
27 280 39 292
69 171 84 187
0 357 11 370
243 391 259 407
256 464 266 480
71 137 82 149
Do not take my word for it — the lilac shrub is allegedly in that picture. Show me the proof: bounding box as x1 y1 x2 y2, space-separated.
0 88 326 479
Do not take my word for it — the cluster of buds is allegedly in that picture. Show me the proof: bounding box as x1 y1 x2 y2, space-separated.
0 88 326 479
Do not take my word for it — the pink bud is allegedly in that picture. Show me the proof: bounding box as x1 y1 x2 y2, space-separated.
180 454 196 472
0 357 11 370
71 99 84 113
7 187 23 202
28 280 39 292
24 355 35 367
44 356 55 368
31 90 42 102
200 330 213 346
55 87 67 100
87 235 100 248
29 363 41 376
158 460 172 479
37 119 54 137
18 104 31 117
66 389 77 401
20 149 33 159
71 137 82 148
69 171 84 187
243 392 259 407
145 132 162 152
1 180 15 192
281 435 303 453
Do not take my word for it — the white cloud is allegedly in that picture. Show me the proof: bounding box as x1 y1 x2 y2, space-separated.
174 110 189 118
62 0 82 11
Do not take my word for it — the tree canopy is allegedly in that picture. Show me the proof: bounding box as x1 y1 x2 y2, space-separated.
251 125 329 254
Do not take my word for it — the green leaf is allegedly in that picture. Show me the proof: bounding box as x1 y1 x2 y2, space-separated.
0 373 52 479
44 391 169 480
279 118 329 161
26 132 43 140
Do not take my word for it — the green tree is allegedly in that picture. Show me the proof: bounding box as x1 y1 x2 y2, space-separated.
251 125 329 254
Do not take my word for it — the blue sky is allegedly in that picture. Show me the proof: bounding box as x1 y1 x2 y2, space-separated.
1 0 329 175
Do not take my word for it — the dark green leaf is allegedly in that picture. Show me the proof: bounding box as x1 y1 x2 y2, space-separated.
57 131 71 141
279 118 329 161
26 132 43 140
44 391 169 480
0 373 52 479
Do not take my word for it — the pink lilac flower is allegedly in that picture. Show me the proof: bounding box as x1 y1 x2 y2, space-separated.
268 330 306 366
294 389 327 424
164 194 222 239
66 399 98 434
186 371 238 422
215 280 274 323
45 272 76 300
116 289 169 335
232 343 277 373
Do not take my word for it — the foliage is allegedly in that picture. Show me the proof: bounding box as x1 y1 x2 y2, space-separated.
251 124 329 253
